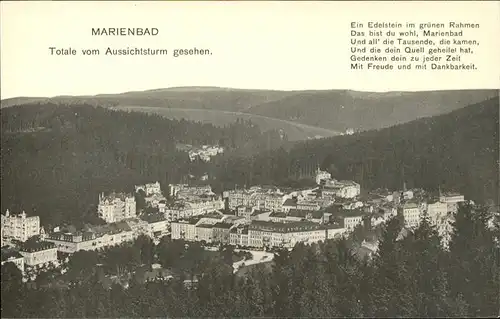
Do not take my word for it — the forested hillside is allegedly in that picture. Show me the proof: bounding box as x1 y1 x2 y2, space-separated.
114 106 341 141
0 104 284 228
212 97 499 204
244 89 499 131
1 96 498 229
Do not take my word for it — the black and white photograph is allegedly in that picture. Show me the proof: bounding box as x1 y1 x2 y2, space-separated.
1 1 499 318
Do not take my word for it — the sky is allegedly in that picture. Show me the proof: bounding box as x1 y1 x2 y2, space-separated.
1 1 499 99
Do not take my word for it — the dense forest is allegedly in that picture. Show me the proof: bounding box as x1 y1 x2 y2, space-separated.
1 103 285 228
1 204 499 317
211 97 500 204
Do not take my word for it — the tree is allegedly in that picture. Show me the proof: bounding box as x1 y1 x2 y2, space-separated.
1 262 25 317
66 250 99 285
134 234 155 268
370 216 411 317
135 190 147 211
448 203 500 317
156 237 185 269
404 214 459 317
219 244 235 265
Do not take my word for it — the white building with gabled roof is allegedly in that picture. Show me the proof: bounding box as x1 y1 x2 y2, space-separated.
1 210 41 243
98 192 136 223
135 181 162 196
315 168 332 185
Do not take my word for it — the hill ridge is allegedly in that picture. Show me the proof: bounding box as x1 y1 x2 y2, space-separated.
2 88 497 141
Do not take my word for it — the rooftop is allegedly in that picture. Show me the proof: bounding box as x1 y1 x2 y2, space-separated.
296 200 321 207
2 210 38 219
140 213 167 224
213 222 232 229
48 231 98 242
283 198 297 206
441 192 463 197
89 221 132 236
403 202 419 209
202 212 224 219
288 209 324 219
322 223 344 230
269 211 287 218
100 192 134 201
223 215 245 222
333 208 365 218
196 224 214 229
173 217 202 225
323 179 359 189
249 220 321 233
228 186 283 196
20 240 56 253
250 210 271 217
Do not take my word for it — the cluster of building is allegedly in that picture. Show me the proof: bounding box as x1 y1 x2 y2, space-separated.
176 143 224 162
1 239 59 279
405 191 465 247
97 181 167 224
171 210 347 249
166 172 365 249
45 221 136 254
1 182 173 279
1 168 484 279
168 169 470 251
163 184 224 221
45 182 222 258
224 186 286 212
359 187 467 249
23 182 225 258
1 211 58 278
47 181 174 254
1 211 172 279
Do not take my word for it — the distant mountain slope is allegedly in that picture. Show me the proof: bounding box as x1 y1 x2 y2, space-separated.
2 88 497 134
0 97 48 108
243 89 499 131
1 87 295 112
115 106 340 141
213 96 500 204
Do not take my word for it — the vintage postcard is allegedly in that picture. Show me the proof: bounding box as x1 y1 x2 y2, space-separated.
1 1 499 318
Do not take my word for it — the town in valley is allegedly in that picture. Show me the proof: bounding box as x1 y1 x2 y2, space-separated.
0 88 498 317
1 167 486 285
